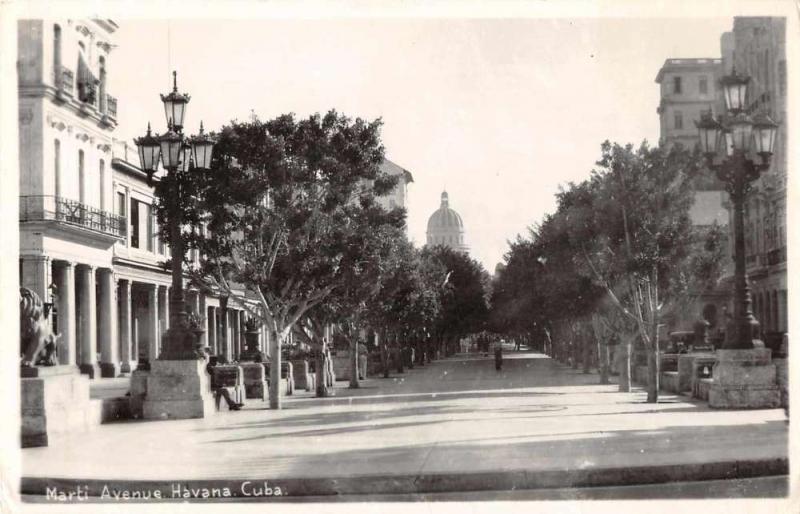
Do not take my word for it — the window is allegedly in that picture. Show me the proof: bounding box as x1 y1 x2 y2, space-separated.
78 150 85 203
673 76 682 94
130 199 140 248
145 203 154 252
117 192 126 217
99 159 106 210
699 76 708 94
674 111 683 130
54 139 61 197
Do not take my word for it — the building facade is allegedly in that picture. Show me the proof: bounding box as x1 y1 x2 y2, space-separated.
18 18 264 379
426 191 468 253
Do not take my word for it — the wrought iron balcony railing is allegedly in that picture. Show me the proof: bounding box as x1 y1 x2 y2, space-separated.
19 195 126 239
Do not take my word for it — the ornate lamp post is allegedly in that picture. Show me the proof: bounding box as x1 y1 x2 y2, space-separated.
135 71 214 360
134 72 217 419
694 68 779 350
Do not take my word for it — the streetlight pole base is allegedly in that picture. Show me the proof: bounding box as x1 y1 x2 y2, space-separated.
708 348 780 409
142 359 216 420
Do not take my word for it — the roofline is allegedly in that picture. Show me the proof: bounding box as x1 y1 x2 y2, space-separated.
655 58 722 83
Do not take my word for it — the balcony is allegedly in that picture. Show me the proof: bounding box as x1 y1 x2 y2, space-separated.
53 65 74 100
767 247 786 266
19 195 126 240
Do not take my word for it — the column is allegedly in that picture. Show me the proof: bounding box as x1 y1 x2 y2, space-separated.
98 268 119 377
163 286 170 331
234 310 242 360
54 261 76 366
119 279 134 373
77 265 98 378
147 284 159 362
21 255 51 301
207 306 217 355
199 294 208 350
221 307 230 362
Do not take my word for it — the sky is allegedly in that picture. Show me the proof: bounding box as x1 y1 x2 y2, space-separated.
109 17 733 273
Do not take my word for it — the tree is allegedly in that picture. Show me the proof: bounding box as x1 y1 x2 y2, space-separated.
575 141 706 402
192 111 401 409
368 239 445 375
423 246 490 356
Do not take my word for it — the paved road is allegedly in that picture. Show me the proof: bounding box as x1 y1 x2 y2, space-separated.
21 352 788 499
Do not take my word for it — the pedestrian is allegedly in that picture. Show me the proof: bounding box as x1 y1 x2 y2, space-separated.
205 353 243 411
514 339 521 351
494 340 503 371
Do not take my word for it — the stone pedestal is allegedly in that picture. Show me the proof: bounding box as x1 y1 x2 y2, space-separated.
240 362 268 400
708 349 780 409
332 355 351 381
21 365 94 447
142 360 216 420
291 360 313 391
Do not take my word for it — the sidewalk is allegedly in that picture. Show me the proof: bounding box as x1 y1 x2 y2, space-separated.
21 353 788 499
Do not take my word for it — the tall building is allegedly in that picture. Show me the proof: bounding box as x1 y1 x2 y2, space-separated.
377 158 414 212
18 19 263 379
18 19 122 377
655 58 729 227
656 58 725 149
426 191 468 253
726 17 787 339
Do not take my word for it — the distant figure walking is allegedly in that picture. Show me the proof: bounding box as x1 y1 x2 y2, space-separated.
514 339 521 352
494 340 503 371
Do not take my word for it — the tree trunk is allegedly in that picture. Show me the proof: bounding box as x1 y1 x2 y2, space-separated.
646 322 660 403
618 336 632 392
598 337 610 384
646 344 659 402
315 339 331 397
268 328 283 409
349 337 360 389
380 331 390 378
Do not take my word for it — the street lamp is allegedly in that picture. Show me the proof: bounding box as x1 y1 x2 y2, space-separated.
694 68 779 350
135 71 215 361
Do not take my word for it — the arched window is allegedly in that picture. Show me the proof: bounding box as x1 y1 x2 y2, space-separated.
54 139 61 197
99 159 106 210
53 25 62 79
78 150 85 203
98 56 107 113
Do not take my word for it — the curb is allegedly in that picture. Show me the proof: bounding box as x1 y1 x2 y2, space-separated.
21 457 788 501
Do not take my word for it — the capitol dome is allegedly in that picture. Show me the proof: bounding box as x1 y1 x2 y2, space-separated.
426 191 468 253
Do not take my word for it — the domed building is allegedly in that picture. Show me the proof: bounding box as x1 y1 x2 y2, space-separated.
426 191 469 253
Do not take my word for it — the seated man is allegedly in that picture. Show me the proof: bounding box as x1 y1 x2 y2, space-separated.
205 354 244 411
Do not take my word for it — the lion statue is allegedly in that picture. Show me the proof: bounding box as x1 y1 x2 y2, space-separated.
20 287 60 368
